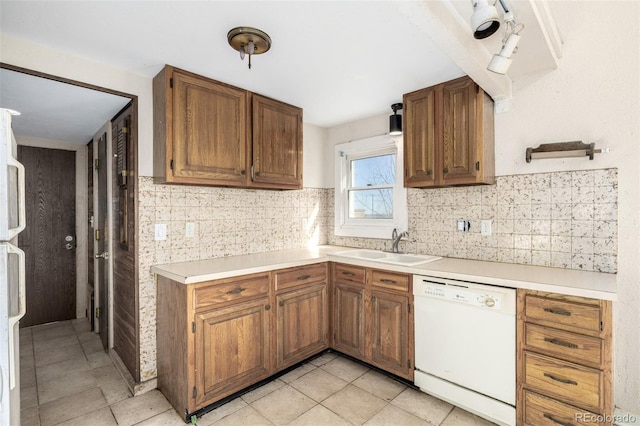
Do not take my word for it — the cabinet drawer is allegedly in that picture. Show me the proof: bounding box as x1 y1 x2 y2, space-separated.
524 323 603 368
525 295 601 334
275 263 327 291
523 391 604 426
524 352 603 413
371 270 409 292
194 274 269 310
333 264 366 285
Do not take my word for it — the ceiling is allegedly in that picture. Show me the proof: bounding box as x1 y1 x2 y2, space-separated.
0 1 558 144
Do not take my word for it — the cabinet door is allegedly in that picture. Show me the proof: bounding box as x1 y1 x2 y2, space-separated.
194 297 271 407
370 290 411 379
172 70 249 185
276 283 328 370
404 86 438 187
252 94 303 189
441 77 480 185
333 282 365 358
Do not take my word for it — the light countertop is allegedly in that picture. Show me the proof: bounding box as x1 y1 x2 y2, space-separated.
151 245 617 300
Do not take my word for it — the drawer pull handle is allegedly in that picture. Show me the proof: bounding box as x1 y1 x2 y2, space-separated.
342 271 355 277
380 279 397 284
265 304 271 311
543 413 573 426
544 338 579 349
357 294 362 300
279 300 285 307
296 274 311 281
226 287 245 295
544 308 572 316
544 373 578 386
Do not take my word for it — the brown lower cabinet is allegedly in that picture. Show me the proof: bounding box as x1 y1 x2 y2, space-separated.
517 289 613 426
331 263 413 380
157 264 329 418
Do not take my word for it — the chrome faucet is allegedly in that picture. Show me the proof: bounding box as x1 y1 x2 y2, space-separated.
391 228 408 253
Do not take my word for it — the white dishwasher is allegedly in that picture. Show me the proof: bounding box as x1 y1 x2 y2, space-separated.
413 275 516 426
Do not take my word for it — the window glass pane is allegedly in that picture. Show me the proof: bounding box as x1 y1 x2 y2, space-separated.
348 188 393 219
350 154 396 187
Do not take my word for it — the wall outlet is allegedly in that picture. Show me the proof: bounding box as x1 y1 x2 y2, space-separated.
481 220 492 236
457 219 471 232
155 223 167 241
185 222 195 238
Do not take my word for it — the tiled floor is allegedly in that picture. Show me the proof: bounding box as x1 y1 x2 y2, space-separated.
20 319 495 425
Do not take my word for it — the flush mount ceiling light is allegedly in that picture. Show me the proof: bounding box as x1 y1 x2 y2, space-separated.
389 103 403 136
227 26 271 69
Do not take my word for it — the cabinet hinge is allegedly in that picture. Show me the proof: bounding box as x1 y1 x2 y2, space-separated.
96 308 102 319
192 386 197 398
170 78 173 89
95 230 101 241
170 159 174 170
250 165 255 181
94 159 99 170
476 84 480 94
475 161 480 171
192 322 195 333
407 359 411 369
600 321 604 331
408 304 411 314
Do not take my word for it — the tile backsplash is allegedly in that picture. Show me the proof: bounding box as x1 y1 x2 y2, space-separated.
137 168 617 380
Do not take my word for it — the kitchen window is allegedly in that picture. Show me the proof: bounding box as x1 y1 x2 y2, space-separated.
334 135 407 238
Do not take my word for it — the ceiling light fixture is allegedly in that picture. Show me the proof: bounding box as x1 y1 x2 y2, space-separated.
470 0 524 75
389 103 403 136
227 27 271 69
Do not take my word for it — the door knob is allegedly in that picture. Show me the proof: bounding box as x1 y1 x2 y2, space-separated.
65 243 74 250
95 252 109 260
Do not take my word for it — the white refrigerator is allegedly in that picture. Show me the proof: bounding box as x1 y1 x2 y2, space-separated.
0 108 27 425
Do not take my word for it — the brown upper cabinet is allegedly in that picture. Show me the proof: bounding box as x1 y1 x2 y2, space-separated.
404 76 495 188
153 65 303 189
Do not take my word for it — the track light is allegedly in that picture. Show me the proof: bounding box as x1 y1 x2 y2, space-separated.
487 31 521 74
389 103 403 136
470 0 500 39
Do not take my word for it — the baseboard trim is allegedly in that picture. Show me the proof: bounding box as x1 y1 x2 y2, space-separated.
109 349 157 396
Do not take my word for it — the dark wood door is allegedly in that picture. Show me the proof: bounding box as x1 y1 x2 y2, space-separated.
96 133 109 350
251 94 303 189
332 282 365 358
18 146 76 327
404 85 439 187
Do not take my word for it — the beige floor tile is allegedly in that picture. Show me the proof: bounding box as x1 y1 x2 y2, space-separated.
364 404 430 426
87 350 113 368
21 366 36 388
352 370 406 401
278 362 317 384
21 406 40 426
92 364 122 383
100 375 133 405
251 385 316 425
134 408 185 425
38 387 108 426
21 352 35 370
21 385 38 409
36 356 91 384
35 343 84 367
38 369 98 404
71 317 92 333
110 389 172 426
308 352 338 367
320 357 369 382
391 388 454 424
321 385 387 425
241 379 286 404
211 405 273 426
33 333 79 353
290 367 349 402
288 404 352 426
77 329 101 343
440 407 497 426
20 326 33 339
197 397 248 425
56 406 118 426
82 338 107 355
31 321 74 338
20 333 33 351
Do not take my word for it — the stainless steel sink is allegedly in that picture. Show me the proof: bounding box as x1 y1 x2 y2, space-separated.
332 249 441 266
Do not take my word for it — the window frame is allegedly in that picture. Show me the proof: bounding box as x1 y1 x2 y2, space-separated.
334 134 407 239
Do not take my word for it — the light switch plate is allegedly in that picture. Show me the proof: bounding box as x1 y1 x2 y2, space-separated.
155 223 167 241
481 220 492 236
185 222 195 238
